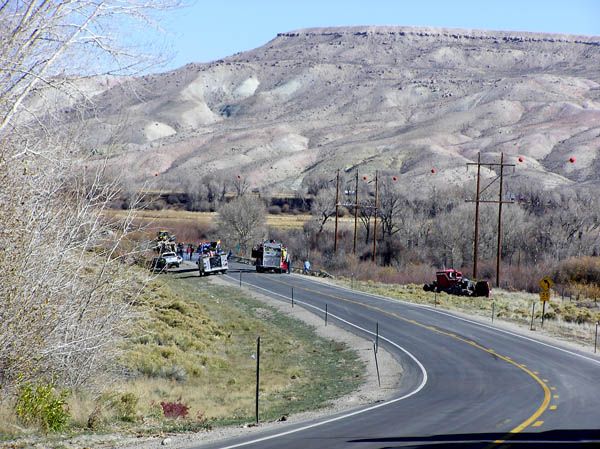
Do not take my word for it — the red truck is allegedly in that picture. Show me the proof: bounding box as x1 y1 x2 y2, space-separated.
423 269 490 297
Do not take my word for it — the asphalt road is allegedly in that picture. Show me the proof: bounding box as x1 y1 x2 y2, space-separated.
192 262 600 449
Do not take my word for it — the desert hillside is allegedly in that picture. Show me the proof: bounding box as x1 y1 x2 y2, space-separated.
61 26 600 193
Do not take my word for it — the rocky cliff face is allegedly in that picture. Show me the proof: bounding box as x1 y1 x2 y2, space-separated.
67 26 600 193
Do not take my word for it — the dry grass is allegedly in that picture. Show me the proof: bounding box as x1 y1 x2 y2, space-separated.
118 275 363 427
104 209 312 231
265 213 312 230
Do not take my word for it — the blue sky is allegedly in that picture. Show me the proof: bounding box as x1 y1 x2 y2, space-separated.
161 0 600 70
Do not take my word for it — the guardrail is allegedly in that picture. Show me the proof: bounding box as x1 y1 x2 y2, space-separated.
230 256 332 278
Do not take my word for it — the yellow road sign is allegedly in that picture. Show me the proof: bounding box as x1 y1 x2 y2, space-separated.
539 277 554 291
539 290 551 302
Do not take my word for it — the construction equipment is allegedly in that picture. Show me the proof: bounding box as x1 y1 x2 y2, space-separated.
154 230 177 254
197 241 228 276
252 240 290 273
423 269 490 297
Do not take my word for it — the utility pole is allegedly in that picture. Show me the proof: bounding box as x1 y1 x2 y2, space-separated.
466 152 515 287
334 169 340 254
496 152 505 289
353 170 359 254
472 153 481 279
372 170 379 263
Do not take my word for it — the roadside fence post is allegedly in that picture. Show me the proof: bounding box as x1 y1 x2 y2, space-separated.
239 271 242 287
291 287 294 308
325 304 328 326
491 301 495 323
595 322 598 354
373 342 381 388
541 301 547 328
530 302 536 331
255 336 260 424
375 322 379 354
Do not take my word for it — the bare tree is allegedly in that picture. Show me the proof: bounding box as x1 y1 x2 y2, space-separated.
302 173 332 196
232 174 250 197
218 195 266 255
184 172 229 211
310 188 337 235
0 0 181 392
378 177 404 239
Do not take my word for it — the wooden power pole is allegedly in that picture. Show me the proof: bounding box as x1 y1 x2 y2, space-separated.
466 152 515 287
372 170 379 263
334 169 340 253
353 170 359 254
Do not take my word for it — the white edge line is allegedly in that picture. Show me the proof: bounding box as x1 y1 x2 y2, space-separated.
216 274 428 449
307 277 600 366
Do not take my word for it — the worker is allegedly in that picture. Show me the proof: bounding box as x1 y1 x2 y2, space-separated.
303 259 311 274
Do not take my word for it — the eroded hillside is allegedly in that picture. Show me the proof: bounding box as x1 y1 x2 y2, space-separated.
63 26 600 193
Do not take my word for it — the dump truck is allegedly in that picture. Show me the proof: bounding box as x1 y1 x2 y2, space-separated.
423 269 490 297
197 241 228 276
252 240 290 273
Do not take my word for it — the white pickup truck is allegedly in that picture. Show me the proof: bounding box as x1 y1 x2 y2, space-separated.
160 251 183 268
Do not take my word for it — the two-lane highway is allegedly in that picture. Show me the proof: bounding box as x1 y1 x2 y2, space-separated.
195 263 600 448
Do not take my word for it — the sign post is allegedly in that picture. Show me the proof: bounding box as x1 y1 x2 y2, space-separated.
539 277 553 328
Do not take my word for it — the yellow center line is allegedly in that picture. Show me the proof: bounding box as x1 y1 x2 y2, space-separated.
261 276 552 444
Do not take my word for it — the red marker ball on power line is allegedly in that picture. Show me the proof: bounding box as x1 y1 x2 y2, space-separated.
569 156 576 163
237 174 241 179
392 176 398 181
518 156 524 163
363 175 368 181
431 168 436 174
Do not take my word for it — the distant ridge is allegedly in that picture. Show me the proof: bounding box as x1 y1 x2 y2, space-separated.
50 26 600 194
278 26 600 45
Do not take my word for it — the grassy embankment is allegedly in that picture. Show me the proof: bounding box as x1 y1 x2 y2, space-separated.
33 270 364 436
337 279 600 348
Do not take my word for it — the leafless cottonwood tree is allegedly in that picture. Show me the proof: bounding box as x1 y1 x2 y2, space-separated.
183 172 229 211
232 174 250 197
0 0 180 392
218 195 266 256
310 188 337 235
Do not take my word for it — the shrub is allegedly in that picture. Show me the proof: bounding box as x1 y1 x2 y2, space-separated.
15 382 70 432
555 257 600 285
159 365 188 382
87 405 103 430
112 392 139 422
160 400 189 419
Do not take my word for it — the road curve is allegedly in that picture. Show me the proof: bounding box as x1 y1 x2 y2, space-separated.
194 263 600 449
